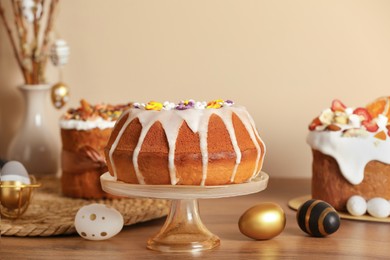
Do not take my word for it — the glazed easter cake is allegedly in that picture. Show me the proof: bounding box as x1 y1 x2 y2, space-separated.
105 100 266 186
60 99 132 198
307 98 390 211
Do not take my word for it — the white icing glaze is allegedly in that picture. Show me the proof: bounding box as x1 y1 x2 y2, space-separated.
307 129 390 185
108 106 265 185
60 118 115 130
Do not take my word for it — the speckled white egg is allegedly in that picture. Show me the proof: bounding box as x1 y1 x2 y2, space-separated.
0 161 30 184
367 198 390 218
346 195 367 216
75 203 124 240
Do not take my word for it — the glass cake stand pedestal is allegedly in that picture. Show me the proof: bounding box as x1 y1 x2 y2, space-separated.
100 172 269 253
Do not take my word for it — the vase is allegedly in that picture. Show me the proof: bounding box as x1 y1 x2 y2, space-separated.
7 84 59 177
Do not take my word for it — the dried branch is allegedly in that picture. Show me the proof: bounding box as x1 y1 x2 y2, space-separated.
39 0 59 82
41 0 59 57
0 1 29 83
1 0 61 84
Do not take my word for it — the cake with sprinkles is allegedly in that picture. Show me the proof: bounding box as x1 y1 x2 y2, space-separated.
307 97 390 211
105 99 266 186
60 99 132 198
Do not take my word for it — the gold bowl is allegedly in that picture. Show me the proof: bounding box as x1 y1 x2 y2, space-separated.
0 176 41 219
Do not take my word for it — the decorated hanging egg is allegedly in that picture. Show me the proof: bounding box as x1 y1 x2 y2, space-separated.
297 199 340 237
238 202 286 240
51 82 70 109
346 195 367 216
367 198 390 218
75 204 124 241
50 39 70 67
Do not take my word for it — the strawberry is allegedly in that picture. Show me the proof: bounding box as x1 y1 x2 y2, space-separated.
331 99 347 112
362 120 379 132
353 107 372 122
309 117 322 131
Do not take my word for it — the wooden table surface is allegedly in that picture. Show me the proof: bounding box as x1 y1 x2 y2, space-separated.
1 178 390 259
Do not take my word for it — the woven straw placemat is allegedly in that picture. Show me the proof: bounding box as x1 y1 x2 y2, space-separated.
1 177 169 237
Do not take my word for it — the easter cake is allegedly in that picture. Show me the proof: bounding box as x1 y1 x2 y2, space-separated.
307 98 390 211
105 100 266 186
60 99 132 198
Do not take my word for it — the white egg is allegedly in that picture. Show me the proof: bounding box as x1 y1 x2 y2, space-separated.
75 203 124 240
0 161 30 184
367 198 390 218
346 195 367 216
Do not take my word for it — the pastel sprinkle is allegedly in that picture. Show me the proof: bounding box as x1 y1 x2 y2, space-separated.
207 99 224 109
145 101 163 111
133 99 234 111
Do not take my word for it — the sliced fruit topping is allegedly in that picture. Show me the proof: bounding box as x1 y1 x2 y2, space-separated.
366 96 390 118
353 107 372 122
331 99 347 112
374 131 387 141
362 120 379 132
309 117 322 131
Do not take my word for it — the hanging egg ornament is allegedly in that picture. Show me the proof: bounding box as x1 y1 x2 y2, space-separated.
238 202 286 240
51 82 70 109
50 39 70 67
297 199 340 237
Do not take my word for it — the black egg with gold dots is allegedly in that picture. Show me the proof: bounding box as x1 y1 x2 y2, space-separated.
297 199 340 237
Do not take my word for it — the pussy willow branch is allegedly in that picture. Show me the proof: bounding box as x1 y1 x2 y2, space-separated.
0 0 60 84
0 1 28 83
40 0 59 82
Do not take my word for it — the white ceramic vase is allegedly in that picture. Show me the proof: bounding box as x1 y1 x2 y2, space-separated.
7 84 59 177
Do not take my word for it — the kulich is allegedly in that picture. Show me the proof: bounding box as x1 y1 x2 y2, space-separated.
297 199 340 237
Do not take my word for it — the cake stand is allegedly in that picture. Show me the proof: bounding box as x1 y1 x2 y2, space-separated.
101 172 269 253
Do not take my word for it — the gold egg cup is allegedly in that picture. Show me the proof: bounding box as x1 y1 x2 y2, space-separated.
0 175 41 219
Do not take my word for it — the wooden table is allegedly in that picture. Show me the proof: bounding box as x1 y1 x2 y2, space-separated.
1 178 389 259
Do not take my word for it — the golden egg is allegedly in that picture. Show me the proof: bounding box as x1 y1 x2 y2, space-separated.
51 82 70 109
238 202 286 240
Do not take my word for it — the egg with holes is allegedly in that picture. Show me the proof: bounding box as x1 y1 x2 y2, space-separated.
297 199 340 237
74 203 124 240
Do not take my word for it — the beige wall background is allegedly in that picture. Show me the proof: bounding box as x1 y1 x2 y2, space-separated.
1 0 390 178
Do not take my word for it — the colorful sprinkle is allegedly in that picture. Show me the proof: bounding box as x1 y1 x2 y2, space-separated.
145 101 163 111
207 99 224 109
133 99 234 111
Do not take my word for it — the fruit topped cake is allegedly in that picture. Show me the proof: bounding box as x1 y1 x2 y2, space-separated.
60 99 132 199
307 97 390 211
105 99 266 186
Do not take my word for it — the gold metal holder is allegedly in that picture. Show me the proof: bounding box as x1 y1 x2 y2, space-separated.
0 175 41 219
101 172 269 253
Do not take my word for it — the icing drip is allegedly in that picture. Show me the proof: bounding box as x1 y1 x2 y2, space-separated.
236 109 264 179
198 113 210 186
213 109 242 182
108 106 265 185
307 130 390 185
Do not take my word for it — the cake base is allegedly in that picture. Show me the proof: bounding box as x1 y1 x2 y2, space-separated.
61 128 119 199
311 149 390 211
